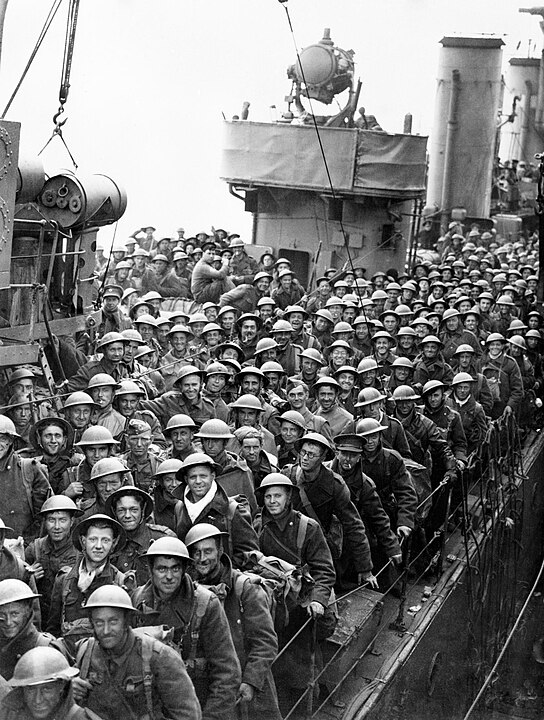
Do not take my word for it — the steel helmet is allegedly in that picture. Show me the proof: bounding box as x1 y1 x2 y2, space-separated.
75 426 118 447
236 366 267 384
397 327 417 338
314 376 341 392
392 385 421 401
357 357 379 373
453 343 475 355
230 394 264 412
328 339 353 354
178 452 221 476
325 296 344 308
90 457 128 482
167 324 194 337
333 364 358 378
507 319 528 332
284 304 308 317
63 391 98 410
507 334 527 350
294 432 335 460
252 271 273 285
205 362 230 377
85 585 136 612
236 312 262 330
11 647 79 687
152 254 170 264
87 373 119 391
164 414 197 433
261 361 286 375
254 337 279 354
391 357 415 370
195 419 234 440
420 335 443 347
379 309 399 321
134 313 158 327
331 321 354 335
121 329 145 344
141 291 162 303
526 329 542 340
8 368 35 384
0 579 40 607
441 308 461 322
313 308 335 324
422 380 446 396
201 322 223 335
355 387 386 407
299 348 325 364
105 485 154 519
256 473 295 493
145 536 191 561
396 304 413 317
451 372 475 386
29 416 74 450
173 365 205 386
96 332 128 350
355 418 388 436
73 514 125 551
185 522 227 548
154 458 184 477
486 332 506 344
370 330 394 344
257 296 276 308
278 410 306 431
39 495 81 516
0 415 18 436
496 294 515 306
115 380 145 397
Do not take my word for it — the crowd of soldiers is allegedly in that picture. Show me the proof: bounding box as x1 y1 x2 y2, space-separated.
0 220 541 720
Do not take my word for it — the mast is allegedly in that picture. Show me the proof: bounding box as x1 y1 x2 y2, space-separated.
0 0 9 74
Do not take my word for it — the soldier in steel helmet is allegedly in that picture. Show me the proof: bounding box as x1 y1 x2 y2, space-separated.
46 514 126 657
105 486 175 584
65 331 130 393
25 496 81 620
186 523 282 720
132 537 240 719
0 416 51 543
0 580 59 681
120 419 166 493
151 458 185 532
28 417 83 496
173 453 259 570
0 646 99 720
72 585 201 720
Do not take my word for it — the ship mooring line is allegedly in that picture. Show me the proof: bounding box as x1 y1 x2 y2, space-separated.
462 553 544 720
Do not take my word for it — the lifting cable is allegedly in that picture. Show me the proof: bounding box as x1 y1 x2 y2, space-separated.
1 0 64 119
39 0 80 167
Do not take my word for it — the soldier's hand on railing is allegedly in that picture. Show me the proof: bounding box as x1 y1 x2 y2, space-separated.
307 601 325 617
357 571 379 589
397 525 412 541
390 553 403 566
503 405 513 416
456 459 466 472
238 683 255 704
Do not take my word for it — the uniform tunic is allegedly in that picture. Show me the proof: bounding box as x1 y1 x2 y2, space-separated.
132 575 239 720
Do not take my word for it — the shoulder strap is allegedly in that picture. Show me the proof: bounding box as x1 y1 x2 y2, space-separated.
138 634 154 719
296 514 310 555
297 484 321 525
233 573 248 614
188 586 212 662
76 637 95 680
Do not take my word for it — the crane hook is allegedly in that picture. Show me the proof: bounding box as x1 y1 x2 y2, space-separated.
52 105 68 131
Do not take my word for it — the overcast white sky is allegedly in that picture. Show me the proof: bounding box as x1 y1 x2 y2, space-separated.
0 0 540 246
